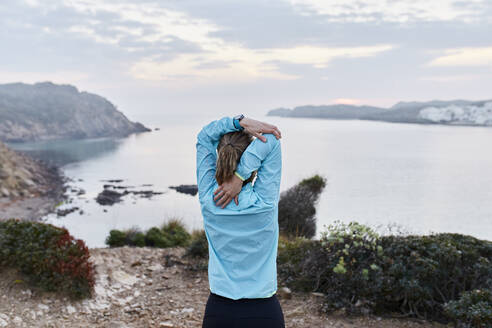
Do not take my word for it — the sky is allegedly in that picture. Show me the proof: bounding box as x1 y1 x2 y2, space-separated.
1 0 491 123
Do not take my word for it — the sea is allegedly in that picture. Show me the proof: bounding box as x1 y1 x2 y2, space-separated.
8 115 492 247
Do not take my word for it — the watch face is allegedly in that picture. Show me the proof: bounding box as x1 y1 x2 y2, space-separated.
234 114 244 120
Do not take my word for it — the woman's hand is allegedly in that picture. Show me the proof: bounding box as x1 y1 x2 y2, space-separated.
214 174 243 208
240 117 281 142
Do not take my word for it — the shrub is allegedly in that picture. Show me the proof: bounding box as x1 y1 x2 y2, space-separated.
0 219 95 299
278 174 326 239
106 227 146 247
186 229 209 258
106 229 127 247
380 233 492 321
161 219 191 247
278 221 386 314
443 289 492 328
277 235 322 292
145 227 171 248
106 219 191 248
277 220 492 323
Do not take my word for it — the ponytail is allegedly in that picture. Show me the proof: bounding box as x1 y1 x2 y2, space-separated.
216 144 239 185
215 131 257 185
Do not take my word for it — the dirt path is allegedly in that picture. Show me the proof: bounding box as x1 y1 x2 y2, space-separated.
0 247 446 328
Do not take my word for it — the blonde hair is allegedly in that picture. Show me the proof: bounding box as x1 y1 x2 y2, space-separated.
216 131 257 185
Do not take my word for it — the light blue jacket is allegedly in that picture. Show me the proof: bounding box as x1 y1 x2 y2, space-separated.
196 116 282 300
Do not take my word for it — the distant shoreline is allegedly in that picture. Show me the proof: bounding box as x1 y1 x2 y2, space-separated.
268 114 492 128
267 99 492 127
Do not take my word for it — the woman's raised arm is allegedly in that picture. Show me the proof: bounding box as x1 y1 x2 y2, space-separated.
213 118 282 208
196 117 242 200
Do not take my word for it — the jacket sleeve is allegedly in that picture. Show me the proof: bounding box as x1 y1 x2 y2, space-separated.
196 117 241 200
235 134 282 205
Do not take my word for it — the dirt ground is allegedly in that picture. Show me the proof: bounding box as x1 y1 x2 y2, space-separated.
0 247 447 328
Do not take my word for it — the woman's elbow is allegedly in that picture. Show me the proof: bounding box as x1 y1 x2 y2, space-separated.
264 133 280 147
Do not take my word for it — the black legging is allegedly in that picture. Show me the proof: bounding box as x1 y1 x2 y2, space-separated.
202 292 285 328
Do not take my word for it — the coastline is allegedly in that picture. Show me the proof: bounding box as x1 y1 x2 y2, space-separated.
0 158 66 221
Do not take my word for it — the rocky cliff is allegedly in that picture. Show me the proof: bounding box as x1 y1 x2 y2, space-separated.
0 141 62 199
0 82 150 142
0 140 65 220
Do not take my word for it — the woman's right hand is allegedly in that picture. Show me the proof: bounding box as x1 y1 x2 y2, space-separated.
240 117 281 142
213 174 243 208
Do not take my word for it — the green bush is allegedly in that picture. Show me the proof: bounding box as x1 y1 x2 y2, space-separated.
278 174 326 239
380 233 492 321
443 289 492 328
106 219 191 248
106 229 127 247
277 235 322 292
145 227 171 248
0 219 95 299
278 221 386 314
106 227 146 247
186 229 209 258
277 220 492 323
161 219 191 247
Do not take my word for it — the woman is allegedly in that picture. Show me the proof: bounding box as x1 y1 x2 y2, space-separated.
196 115 284 328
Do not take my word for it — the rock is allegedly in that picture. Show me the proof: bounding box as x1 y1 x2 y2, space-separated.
147 264 164 272
96 189 128 205
12 316 22 325
285 306 304 317
111 270 139 286
131 261 143 267
0 314 8 328
159 321 174 328
1 187 10 197
21 177 36 187
57 207 80 217
169 184 198 196
311 292 324 297
38 304 50 311
101 179 124 183
130 190 164 198
66 305 77 314
277 287 292 299
107 321 130 328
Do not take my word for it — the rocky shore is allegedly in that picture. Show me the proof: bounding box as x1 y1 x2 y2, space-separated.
0 141 65 221
0 246 446 328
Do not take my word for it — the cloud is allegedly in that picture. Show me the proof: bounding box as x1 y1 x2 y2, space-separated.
129 44 393 84
290 0 487 23
0 70 89 84
333 98 364 105
1 0 491 111
428 47 492 67
419 74 484 82
63 0 219 48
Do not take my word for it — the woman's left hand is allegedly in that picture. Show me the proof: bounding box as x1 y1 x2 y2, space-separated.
240 117 281 142
214 174 243 208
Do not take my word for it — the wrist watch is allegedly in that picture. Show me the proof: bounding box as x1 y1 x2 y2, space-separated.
233 114 244 131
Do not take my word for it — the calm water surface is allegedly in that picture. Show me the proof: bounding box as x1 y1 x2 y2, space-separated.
10 116 492 247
